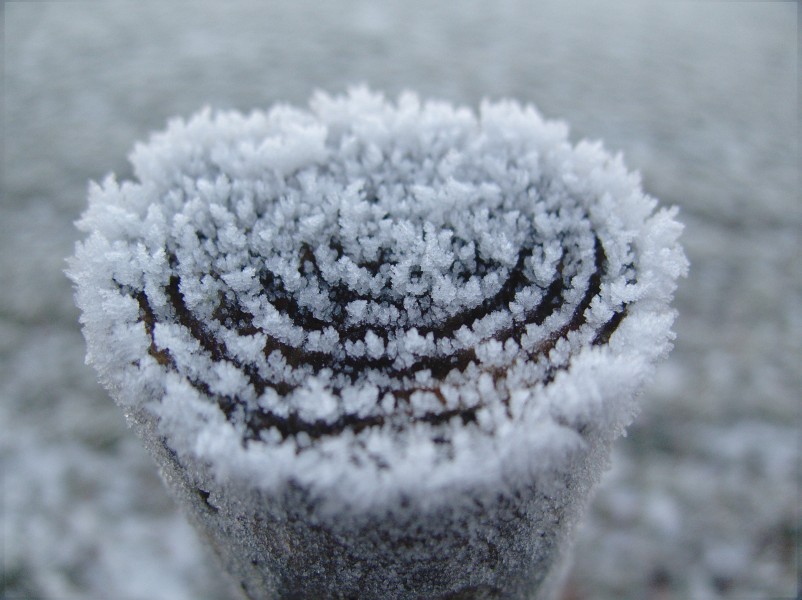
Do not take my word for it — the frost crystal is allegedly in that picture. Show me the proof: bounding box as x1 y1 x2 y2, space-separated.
70 88 687 507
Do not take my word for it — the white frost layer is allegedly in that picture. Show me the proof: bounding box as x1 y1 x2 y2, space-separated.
69 88 687 509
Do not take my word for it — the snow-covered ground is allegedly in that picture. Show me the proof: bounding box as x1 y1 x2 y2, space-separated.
3 2 798 598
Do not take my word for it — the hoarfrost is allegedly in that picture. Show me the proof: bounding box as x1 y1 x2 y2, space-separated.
69 88 686 508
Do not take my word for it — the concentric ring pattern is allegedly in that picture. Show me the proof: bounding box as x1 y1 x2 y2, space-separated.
74 90 678 467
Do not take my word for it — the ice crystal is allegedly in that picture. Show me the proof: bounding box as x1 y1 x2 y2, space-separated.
70 88 687 507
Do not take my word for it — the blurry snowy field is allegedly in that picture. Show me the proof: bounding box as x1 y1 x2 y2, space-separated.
2 1 798 599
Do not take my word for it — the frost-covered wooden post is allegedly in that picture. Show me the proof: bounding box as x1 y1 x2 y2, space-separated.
69 89 686 599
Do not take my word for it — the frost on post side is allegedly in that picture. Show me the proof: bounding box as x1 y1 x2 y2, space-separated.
69 88 687 510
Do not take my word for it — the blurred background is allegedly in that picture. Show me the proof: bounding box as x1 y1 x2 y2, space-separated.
2 1 798 598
